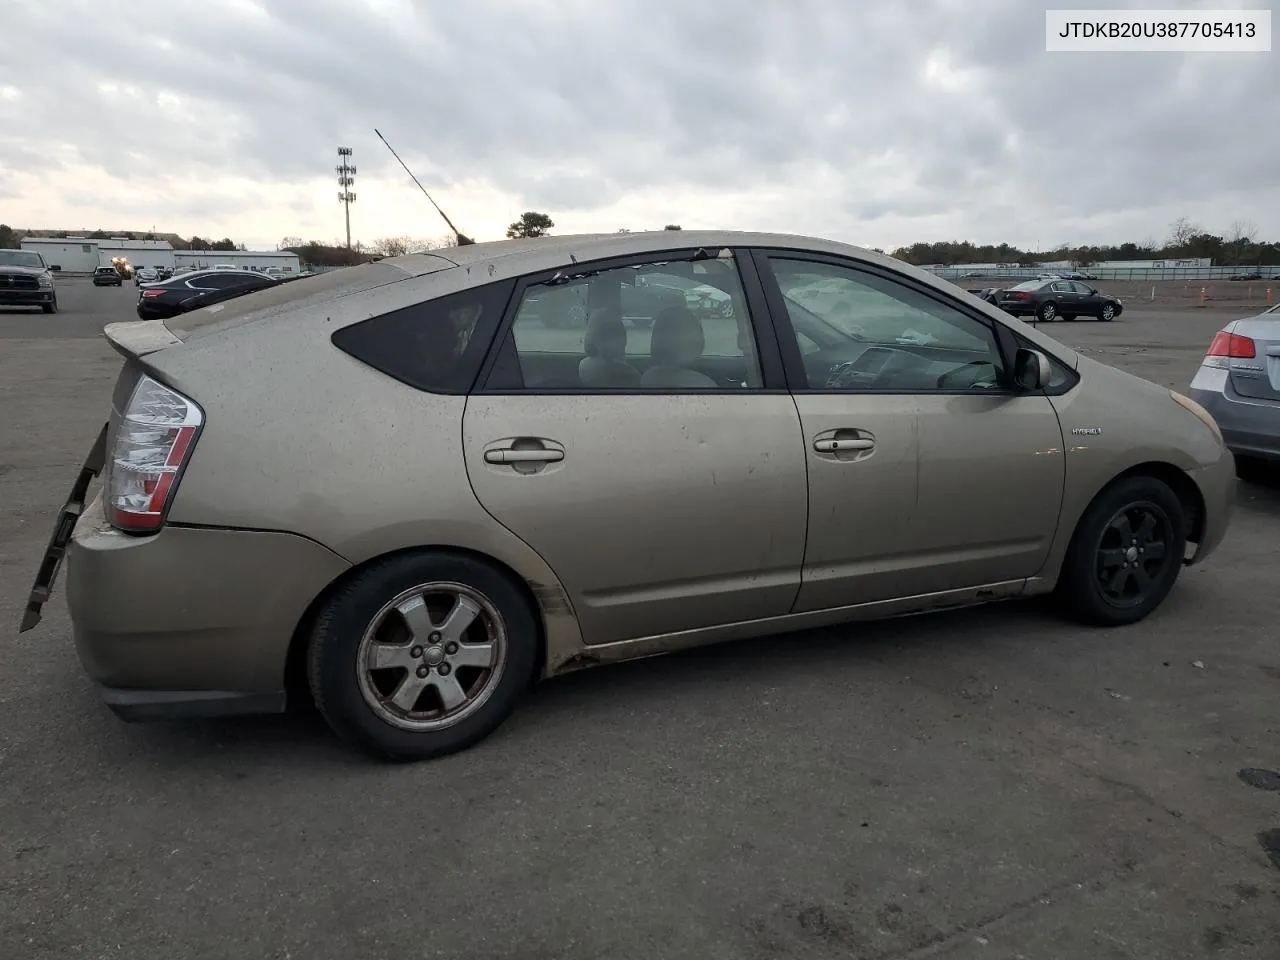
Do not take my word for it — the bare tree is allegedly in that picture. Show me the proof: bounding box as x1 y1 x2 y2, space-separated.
371 236 413 257
410 235 454 253
1227 219 1258 244
1167 217 1201 250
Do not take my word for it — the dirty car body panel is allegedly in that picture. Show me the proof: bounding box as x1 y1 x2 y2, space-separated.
20 231 1234 758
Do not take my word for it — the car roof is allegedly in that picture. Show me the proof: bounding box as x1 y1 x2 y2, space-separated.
387 230 893 278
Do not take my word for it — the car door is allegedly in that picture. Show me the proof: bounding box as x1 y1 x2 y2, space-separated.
179 272 266 310
463 249 808 646
753 251 1066 612
1072 281 1102 315
1049 280 1079 316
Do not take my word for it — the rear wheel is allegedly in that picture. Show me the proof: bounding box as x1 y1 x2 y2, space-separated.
1037 301 1057 322
1100 303 1117 321
307 551 539 761
1054 475 1187 626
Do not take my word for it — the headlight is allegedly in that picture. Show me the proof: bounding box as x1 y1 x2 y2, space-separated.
1170 390 1222 442
37 273 53 288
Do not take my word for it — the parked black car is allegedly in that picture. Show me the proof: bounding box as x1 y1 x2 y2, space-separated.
996 278 1123 322
136 269 278 320
93 266 123 287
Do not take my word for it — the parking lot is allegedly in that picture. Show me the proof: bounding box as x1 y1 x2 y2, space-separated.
2 278 1278 959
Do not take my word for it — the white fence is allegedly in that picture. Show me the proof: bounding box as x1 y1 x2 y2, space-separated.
927 265 1280 282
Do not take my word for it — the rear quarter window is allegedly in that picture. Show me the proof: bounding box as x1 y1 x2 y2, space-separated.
331 279 516 394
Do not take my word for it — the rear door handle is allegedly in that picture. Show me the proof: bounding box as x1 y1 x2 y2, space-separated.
484 448 565 465
813 438 875 453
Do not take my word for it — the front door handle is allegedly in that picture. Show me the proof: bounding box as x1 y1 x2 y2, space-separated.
484 448 565 465
813 437 874 453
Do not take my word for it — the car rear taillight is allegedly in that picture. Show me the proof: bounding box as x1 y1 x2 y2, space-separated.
104 375 203 533
141 289 165 298
1013 292 1032 301
1205 331 1256 358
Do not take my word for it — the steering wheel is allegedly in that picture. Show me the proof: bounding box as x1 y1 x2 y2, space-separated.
810 344 888 389
936 360 998 390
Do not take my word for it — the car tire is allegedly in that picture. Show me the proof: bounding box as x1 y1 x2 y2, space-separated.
1100 303 1117 321
1054 475 1187 627
307 551 540 762
1037 302 1057 322
42 298 57 315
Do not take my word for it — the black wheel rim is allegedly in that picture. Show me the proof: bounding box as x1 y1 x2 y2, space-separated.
1094 501 1173 608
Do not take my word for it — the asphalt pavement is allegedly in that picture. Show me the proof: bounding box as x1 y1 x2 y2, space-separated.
2 279 1278 960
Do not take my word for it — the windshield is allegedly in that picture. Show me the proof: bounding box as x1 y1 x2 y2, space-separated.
1009 280 1044 292
0 250 45 269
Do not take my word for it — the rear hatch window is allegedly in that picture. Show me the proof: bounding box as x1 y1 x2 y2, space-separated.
165 257 455 341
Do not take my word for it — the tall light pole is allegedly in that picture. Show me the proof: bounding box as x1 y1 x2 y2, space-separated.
336 146 356 250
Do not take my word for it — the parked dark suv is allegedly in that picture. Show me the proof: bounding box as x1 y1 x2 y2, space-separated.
996 278 1123 322
93 266 123 287
0 249 59 313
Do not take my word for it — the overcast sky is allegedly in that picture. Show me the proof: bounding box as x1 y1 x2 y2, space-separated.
2 0 1276 252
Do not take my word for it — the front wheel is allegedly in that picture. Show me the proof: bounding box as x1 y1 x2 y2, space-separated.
1037 301 1057 322
1054 475 1187 626
307 551 539 761
42 298 57 315
1100 303 1116 321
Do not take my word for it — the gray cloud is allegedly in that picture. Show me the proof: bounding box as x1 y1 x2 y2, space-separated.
4 0 1278 246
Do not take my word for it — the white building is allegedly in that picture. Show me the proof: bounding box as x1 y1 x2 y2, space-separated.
18 237 109 272
1092 258 1213 269
19 237 300 276
174 249 301 274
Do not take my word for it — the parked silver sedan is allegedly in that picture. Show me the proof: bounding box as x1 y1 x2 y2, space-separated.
22 231 1234 761
1189 305 1280 475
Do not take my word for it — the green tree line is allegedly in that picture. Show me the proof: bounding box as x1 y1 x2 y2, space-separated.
890 217 1279 267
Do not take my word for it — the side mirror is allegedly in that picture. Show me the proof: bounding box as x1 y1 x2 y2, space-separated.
49 264 62 272
1013 348 1051 391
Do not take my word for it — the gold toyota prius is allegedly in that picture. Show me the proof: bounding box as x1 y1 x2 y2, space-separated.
21 232 1234 761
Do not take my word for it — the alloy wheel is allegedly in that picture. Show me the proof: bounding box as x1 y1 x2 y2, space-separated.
1094 501 1173 608
356 581 507 731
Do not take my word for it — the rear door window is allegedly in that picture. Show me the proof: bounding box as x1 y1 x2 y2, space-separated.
484 254 763 391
